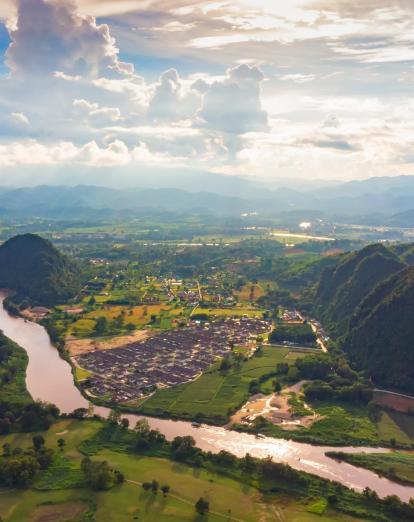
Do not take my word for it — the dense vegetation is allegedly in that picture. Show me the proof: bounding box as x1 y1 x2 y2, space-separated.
0 331 30 404
314 244 405 337
0 234 81 306
270 322 316 346
345 266 414 393
314 243 414 393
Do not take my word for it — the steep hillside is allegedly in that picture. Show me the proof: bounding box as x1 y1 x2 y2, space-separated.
345 266 414 393
0 234 81 305
315 244 405 336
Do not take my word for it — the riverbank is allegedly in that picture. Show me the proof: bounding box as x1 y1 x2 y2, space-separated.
326 451 414 487
0 417 400 522
1 291 414 502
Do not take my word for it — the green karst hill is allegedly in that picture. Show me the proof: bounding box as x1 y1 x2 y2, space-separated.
0 234 81 306
345 266 414 393
314 243 414 393
315 244 405 337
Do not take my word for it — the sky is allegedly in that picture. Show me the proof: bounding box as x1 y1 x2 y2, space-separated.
0 0 414 186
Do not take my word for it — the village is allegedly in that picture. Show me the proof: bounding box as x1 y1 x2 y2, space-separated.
76 317 272 403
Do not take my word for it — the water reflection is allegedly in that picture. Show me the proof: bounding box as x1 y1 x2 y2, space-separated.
1 293 413 501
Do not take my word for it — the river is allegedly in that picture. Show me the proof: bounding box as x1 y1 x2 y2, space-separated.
1 292 413 502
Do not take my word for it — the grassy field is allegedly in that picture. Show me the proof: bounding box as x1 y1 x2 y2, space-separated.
68 304 187 337
327 451 414 486
233 283 265 302
249 399 414 447
0 419 367 522
377 410 414 445
191 307 263 318
138 346 303 422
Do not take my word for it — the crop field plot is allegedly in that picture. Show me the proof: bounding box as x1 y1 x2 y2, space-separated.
377 410 414 446
67 304 187 338
192 307 263 318
139 346 302 421
233 283 265 302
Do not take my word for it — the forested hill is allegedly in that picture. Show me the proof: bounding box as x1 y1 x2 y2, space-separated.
345 266 414 392
314 243 414 393
314 244 405 337
0 234 81 306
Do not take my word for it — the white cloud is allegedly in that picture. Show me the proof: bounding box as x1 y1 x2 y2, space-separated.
6 0 131 77
73 98 122 124
9 112 29 126
198 64 268 134
279 73 316 84
148 69 201 122
0 138 130 166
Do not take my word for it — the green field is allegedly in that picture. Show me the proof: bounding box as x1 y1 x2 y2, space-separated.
245 399 414 447
192 306 263 318
377 410 414 446
0 419 367 522
138 346 303 422
327 451 414 486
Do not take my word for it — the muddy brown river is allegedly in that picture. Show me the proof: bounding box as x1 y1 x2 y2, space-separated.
1 292 413 502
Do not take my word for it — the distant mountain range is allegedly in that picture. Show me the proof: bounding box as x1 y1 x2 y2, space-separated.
1 174 414 223
314 243 414 393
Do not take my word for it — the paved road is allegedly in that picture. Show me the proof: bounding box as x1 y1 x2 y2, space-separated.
374 388 414 401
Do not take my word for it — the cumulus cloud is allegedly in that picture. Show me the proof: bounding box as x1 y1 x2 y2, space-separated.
6 0 131 77
0 138 131 166
148 69 201 122
198 64 268 134
73 98 122 124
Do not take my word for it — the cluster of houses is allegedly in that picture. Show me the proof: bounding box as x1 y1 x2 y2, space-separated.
77 317 271 403
280 309 302 322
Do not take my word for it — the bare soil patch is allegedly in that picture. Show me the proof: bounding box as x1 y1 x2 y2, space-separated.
30 501 87 522
373 391 414 414
231 381 321 430
66 330 150 356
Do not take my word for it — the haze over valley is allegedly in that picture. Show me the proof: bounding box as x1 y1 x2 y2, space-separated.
1 1 414 522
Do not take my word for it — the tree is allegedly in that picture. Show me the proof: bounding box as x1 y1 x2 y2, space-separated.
134 419 150 434
273 380 282 393
112 314 125 330
108 409 121 426
171 436 196 461
57 438 65 451
126 323 135 332
142 482 151 492
276 362 289 375
2 443 11 457
220 357 232 372
81 457 117 491
32 435 45 451
151 479 159 494
161 484 170 496
94 317 108 336
195 497 210 515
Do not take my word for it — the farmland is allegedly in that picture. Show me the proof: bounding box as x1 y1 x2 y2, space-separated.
0 419 369 522
138 345 304 422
